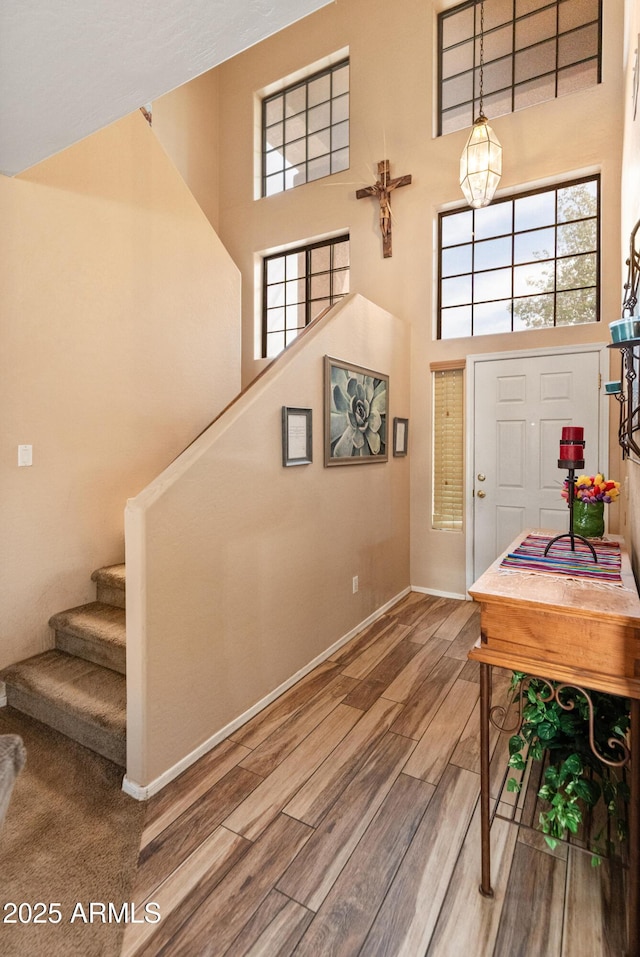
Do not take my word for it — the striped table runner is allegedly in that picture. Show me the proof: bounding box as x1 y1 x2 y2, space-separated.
499 533 622 584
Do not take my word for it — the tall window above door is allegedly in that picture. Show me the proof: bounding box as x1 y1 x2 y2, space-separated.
438 174 600 340
438 0 602 136
263 235 350 358
262 60 350 197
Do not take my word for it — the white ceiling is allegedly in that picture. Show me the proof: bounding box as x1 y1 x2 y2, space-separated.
0 0 332 176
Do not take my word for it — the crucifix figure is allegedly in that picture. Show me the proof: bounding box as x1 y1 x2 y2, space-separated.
356 159 412 258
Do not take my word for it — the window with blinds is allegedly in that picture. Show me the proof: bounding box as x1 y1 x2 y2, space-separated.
432 366 464 531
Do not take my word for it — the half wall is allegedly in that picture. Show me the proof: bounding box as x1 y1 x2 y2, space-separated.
125 294 410 790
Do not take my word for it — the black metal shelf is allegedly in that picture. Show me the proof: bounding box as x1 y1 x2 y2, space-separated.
608 219 640 460
608 338 640 349
608 343 640 460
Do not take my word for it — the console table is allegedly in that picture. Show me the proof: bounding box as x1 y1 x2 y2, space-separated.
468 530 640 957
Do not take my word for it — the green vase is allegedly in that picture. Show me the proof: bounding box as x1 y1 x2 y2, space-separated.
572 500 605 539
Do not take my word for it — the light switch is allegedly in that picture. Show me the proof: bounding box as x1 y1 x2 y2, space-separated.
18 445 32 467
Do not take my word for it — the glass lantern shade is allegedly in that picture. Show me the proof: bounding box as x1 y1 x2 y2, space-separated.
459 115 502 209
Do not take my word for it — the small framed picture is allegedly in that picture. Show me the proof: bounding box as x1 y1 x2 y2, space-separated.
324 356 389 466
393 417 409 456
282 407 312 466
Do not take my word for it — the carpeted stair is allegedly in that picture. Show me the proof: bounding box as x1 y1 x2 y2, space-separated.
0 565 127 767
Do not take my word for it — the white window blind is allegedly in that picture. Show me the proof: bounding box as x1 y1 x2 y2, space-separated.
432 364 464 531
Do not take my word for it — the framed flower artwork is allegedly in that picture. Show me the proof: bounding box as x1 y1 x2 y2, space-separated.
324 356 388 466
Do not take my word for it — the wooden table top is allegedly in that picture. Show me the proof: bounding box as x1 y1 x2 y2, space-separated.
468 529 640 699
469 529 640 626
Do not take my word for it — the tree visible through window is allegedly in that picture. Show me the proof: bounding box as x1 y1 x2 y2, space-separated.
439 175 600 339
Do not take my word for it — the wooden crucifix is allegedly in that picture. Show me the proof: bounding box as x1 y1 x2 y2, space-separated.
356 160 412 258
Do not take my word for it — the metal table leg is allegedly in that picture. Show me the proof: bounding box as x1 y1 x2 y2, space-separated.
629 699 640 957
479 662 494 898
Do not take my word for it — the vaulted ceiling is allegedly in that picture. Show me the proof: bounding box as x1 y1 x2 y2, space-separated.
0 0 332 176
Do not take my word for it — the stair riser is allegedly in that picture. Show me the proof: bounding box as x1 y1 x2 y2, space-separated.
4 564 128 769
54 629 126 675
5 686 126 767
95 583 125 609
91 565 126 610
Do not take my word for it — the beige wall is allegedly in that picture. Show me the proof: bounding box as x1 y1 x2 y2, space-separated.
0 110 241 670
125 294 410 788
205 0 626 597
152 71 221 232
621 0 640 579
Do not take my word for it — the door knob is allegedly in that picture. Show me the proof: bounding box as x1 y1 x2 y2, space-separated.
477 490 486 498
477 473 486 481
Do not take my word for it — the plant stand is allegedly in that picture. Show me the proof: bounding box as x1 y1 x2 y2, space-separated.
489 674 630 863
468 529 640 957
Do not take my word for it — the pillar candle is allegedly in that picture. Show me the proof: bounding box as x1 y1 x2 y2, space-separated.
559 444 584 461
561 426 584 442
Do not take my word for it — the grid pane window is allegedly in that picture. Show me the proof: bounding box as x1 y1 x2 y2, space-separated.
263 236 350 358
438 175 599 339
262 61 349 197
438 0 602 136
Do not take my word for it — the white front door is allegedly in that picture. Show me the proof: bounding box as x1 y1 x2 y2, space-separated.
471 349 603 581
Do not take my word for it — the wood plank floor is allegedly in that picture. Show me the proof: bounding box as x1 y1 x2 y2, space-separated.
123 593 628 957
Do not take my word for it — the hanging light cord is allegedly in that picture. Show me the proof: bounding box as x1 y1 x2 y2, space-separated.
478 0 485 119
459 0 502 209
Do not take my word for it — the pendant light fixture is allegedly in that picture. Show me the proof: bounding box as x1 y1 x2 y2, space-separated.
459 0 502 208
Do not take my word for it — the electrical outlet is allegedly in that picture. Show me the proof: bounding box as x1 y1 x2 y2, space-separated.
352 575 359 594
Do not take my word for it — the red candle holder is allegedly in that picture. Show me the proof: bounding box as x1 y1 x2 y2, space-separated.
561 426 584 442
559 443 584 461
545 427 596 561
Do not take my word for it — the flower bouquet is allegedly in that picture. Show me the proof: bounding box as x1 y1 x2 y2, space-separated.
561 474 621 538
561 474 621 504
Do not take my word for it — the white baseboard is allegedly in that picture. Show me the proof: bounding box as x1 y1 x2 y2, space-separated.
122 585 411 801
410 585 468 601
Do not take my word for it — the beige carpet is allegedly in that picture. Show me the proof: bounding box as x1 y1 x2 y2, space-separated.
0 707 145 957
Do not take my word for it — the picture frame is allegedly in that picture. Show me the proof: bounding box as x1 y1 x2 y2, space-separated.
324 356 389 466
282 407 313 466
393 417 409 456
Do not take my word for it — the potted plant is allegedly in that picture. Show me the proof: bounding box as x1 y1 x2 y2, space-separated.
507 673 630 861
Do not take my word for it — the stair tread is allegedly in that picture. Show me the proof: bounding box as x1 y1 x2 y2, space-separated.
49 602 125 647
91 564 126 589
1 650 126 735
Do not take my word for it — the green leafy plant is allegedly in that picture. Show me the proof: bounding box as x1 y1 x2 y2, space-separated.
507 672 630 863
